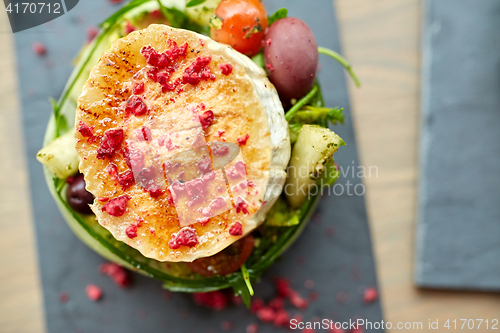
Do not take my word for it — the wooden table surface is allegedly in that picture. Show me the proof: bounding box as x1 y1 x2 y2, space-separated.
1 1 499 332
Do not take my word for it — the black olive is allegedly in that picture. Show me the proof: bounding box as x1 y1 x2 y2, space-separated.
66 173 94 215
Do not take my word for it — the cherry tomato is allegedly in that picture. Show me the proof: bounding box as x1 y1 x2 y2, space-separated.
187 234 255 277
210 0 268 57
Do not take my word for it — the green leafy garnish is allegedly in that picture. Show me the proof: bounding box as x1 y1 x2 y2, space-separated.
53 177 66 194
241 264 254 296
265 197 300 227
268 8 287 25
50 97 68 137
156 0 187 28
319 159 340 187
290 106 344 126
186 0 206 7
251 52 265 69
318 46 361 87
285 85 319 121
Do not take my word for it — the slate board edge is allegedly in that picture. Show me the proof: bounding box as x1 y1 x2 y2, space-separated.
414 0 433 288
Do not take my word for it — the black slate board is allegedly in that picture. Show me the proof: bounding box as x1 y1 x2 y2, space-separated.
416 0 500 289
15 0 384 331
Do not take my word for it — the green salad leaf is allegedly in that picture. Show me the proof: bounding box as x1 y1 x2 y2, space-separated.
318 46 361 87
265 197 300 227
186 0 206 7
268 8 287 25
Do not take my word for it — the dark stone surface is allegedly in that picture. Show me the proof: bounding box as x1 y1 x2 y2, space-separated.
416 0 500 290
15 0 384 331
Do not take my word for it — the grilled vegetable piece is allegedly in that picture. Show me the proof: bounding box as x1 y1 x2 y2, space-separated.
285 124 344 208
37 129 79 179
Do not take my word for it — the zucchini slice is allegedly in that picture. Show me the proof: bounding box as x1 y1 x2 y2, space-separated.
285 124 344 208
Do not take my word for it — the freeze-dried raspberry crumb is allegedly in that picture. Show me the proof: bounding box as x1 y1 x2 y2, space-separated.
87 26 99 43
192 291 228 310
269 297 284 311
274 309 290 327
302 329 315 333
32 42 46 55
100 262 131 288
125 21 135 34
336 291 349 304
234 197 249 214
256 307 275 323
363 287 378 304
235 161 246 176
118 170 135 189
250 298 265 313
168 227 198 249
265 63 275 72
210 196 226 210
221 321 234 331
199 110 214 130
102 195 130 217
289 290 308 309
133 82 145 95
212 143 229 155
136 126 152 141
182 56 215 85
304 279 315 289
85 284 102 301
59 292 69 303
150 9 162 19
309 292 318 301
228 221 243 236
108 0 123 4
274 277 291 298
237 133 249 146
167 41 188 62
246 323 259 333
219 63 233 75
97 129 124 159
126 224 138 239
77 121 94 141
125 96 147 117
197 156 212 173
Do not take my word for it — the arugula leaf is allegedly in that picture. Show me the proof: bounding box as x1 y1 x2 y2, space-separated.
288 123 302 144
53 176 66 194
268 8 287 25
156 0 187 28
229 273 252 308
318 46 361 87
241 264 254 296
186 0 206 7
50 97 67 137
290 106 344 126
285 85 319 121
251 52 265 69
319 159 340 188
265 197 300 227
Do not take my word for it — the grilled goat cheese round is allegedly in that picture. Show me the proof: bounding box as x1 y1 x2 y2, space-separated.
75 24 290 262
